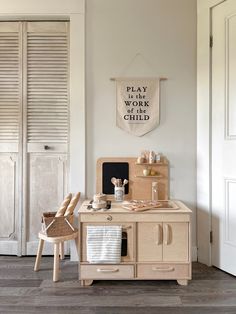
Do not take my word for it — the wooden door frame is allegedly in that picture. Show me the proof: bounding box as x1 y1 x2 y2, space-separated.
197 0 226 266
0 0 85 256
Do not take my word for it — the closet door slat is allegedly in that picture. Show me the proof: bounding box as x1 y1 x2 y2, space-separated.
27 22 69 143
0 23 20 143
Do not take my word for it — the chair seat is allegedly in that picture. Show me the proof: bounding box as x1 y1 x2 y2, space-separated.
34 228 78 282
38 229 78 243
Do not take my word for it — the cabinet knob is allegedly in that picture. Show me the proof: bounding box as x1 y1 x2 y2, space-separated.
106 215 112 221
44 145 51 150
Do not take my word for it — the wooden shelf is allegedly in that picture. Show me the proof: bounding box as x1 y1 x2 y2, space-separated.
135 175 163 178
96 157 169 200
135 162 164 166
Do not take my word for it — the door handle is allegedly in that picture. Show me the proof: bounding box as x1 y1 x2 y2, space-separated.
155 224 162 245
164 224 171 245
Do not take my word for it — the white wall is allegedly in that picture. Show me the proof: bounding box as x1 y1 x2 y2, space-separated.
86 0 197 255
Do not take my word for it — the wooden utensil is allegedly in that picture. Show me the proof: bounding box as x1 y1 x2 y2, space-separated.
123 179 128 186
111 177 117 186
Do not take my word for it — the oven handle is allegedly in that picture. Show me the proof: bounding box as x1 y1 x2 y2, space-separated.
122 225 132 230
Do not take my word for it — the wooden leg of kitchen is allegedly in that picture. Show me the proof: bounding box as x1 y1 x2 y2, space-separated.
177 279 188 286
80 280 93 286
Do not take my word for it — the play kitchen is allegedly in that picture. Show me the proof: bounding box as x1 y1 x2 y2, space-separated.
78 152 192 286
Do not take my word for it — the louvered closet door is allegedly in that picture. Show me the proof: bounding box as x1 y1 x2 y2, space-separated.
24 22 69 255
0 22 21 255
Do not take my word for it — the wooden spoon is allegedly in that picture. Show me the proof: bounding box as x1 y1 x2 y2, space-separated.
111 177 117 186
123 179 128 186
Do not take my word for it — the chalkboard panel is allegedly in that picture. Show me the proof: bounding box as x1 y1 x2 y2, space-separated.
102 162 129 195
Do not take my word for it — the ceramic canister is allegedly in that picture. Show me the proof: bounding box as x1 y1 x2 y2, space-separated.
114 186 124 202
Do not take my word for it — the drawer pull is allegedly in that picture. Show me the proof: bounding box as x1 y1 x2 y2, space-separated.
152 266 175 272
97 268 119 273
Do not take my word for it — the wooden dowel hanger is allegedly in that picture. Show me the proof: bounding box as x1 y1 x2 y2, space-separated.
110 77 167 81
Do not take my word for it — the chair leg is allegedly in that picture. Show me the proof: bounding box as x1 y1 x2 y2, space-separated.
59 242 64 260
74 235 79 258
34 239 44 272
53 243 60 282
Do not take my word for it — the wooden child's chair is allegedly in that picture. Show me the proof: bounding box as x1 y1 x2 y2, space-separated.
34 192 80 282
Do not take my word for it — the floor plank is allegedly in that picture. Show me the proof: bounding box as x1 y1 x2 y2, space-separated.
0 257 235 314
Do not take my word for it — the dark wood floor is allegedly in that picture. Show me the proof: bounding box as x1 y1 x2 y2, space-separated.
0 257 235 314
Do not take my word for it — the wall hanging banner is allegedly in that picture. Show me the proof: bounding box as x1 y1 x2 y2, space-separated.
116 78 160 136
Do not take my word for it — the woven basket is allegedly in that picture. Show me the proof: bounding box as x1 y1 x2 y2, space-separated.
42 212 75 237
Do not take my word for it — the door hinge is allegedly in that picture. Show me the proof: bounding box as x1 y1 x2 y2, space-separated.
210 231 213 243
210 35 213 48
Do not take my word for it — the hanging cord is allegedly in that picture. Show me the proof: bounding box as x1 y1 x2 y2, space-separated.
110 52 167 81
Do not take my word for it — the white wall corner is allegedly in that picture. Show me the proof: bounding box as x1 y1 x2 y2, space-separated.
192 246 198 262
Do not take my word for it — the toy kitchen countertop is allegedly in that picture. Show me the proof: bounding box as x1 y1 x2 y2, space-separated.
78 199 191 217
78 199 192 286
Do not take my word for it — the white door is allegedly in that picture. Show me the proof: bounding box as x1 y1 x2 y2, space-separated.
212 0 236 275
0 22 21 255
0 21 69 255
23 22 69 255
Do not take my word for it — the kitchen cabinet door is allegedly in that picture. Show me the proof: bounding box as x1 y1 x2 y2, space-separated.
163 222 189 262
137 223 162 262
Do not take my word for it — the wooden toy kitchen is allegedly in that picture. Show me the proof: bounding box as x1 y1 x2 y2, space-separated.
78 153 192 286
